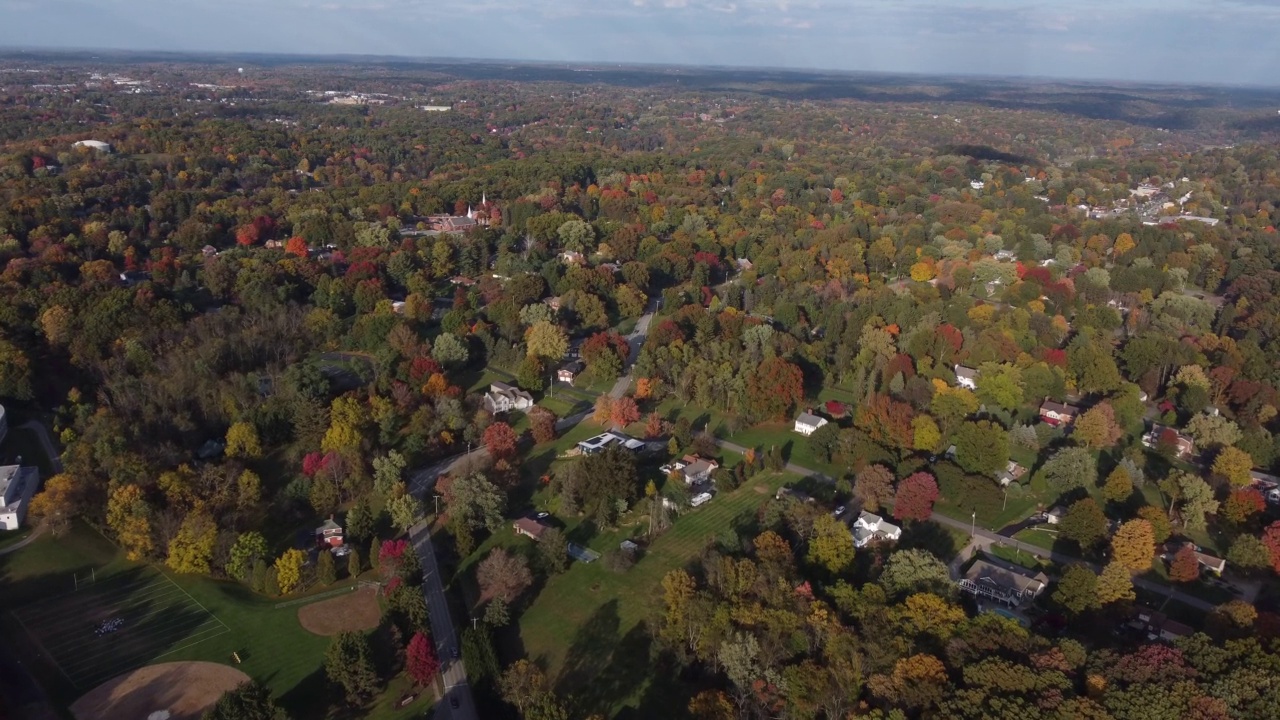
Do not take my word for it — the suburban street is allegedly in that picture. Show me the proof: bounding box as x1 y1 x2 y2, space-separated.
403 305 654 717
710 436 1221 613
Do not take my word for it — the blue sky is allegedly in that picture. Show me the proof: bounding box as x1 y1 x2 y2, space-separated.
3 0 1279 86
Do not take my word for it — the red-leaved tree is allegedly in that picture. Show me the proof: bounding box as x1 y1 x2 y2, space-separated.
235 224 260 247
483 422 519 462
1263 521 1280 574
892 472 939 522
284 236 308 258
406 632 440 686
611 396 641 428
1169 545 1201 583
581 331 629 366
748 357 805 420
855 394 915 452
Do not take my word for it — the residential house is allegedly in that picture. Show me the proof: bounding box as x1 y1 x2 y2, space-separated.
958 558 1049 607
557 360 584 384
577 431 646 455
483 382 535 414
1128 608 1194 643
970 180 985 191
1039 401 1080 428
1162 542 1227 576
1142 425 1195 459
449 275 476 287
852 511 902 548
681 457 719 485
544 296 563 312
560 250 585 265
513 517 549 542
0 465 40 531
793 412 829 437
315 517 344 548
201 244 218 257
1044 505 1067 525
954 365 978 390
997 461 1028 487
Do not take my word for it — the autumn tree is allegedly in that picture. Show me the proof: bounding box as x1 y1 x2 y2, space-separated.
855 393 915 453
529 407 558 444
878 549 953 599
592 395 615 425
1227 534 1272 574
275 548 307 595
1172 471 1218 532
868 653 951 711
316 548 337 585
1041 446 1097 491
892 472 939 522
405 632 440 686
165 512 217 575
807 513 856 575
611 395 641 428
1211 446 1254 487
1137 505 1173 544
1222 488 1266 527
525 320 568 360
477 548 532 603
483 421 519 462
1169 544 1201 583
1111 519 1156 573
106 483 154 560
227 532 268 582
1097 561 1136 605
1074 402 1122 449
1102 466 1134 504
225 420 263 459
748 357 805 420
28 473 81 535
855 464 896 513
1263 521 1280 573
911 414 942 453
204 680 288 720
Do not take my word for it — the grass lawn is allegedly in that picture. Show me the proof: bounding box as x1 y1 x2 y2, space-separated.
726 424 849 478
0 522 429 720
458 462 797 718
536 395 583 419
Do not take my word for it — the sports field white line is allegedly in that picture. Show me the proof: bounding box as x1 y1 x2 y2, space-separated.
69 623 232 688
15 578 179 624
47 609 225 661
9 609 78 687
33 587 190 652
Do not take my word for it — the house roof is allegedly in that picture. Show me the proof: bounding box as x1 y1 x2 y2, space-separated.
560 360 584 374
684 459 717 478
1040 401 1079 415
964 559 1048 594
955 365 977 380
795 412 827 428
316 518 343 534
513 517 548 539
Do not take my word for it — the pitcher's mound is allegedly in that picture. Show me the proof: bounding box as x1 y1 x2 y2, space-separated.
71 661 250 720
298 586 381 636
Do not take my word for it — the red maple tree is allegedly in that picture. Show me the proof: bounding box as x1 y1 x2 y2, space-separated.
748 357 805 420
892 472 939 522
1169 545 1201 583
284 236 308 258
482 422 519 462
405 632 440 686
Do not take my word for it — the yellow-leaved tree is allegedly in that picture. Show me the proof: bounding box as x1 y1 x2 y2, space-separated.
275 548 308 595
106 484 154 561
225 421 262 459
165 513 218 575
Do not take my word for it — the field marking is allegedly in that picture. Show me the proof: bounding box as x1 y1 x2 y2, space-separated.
9 608 78 687
11 569 232 689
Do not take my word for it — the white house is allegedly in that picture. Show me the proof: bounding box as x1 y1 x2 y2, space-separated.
959 558 1048 606
483 382 534 414
794 412 829 437
0 465 40 531
997 461 1028 487
1044 506 1067 525
954 365 978 390
853 511 902 548
578 431 645 455
681 458 719 485
72 139 112 152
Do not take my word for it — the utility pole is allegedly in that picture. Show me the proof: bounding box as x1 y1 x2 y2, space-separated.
971 510 977 538
433 495 440 516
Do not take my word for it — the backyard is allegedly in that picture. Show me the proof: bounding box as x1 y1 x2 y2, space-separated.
454 445 798 718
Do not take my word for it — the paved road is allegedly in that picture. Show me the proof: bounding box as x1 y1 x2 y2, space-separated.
20 420 64 474
709 436 1219 613
409 520 477 720
607 308 655 399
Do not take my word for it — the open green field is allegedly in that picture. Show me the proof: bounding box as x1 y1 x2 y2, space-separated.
458 456 796 717
0 522 431 719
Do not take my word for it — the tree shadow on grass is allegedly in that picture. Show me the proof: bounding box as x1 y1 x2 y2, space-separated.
558 606 655 718
554 599 621 700
899 519 962 562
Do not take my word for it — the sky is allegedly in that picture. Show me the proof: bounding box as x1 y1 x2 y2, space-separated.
2 0 1280 86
